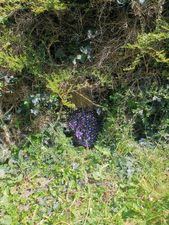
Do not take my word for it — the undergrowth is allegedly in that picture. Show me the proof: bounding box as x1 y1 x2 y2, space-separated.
0 0 169 224
0 125 168 224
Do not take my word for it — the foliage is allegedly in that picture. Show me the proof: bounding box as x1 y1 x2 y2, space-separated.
125 20 169 71
21 93 59 116
47 70 76 108
0 125 168 224
105 83 169 143
0 0 65 23
0 0 169 224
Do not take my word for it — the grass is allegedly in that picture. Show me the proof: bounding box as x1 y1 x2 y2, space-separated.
0 126 168 225
0 1 169 224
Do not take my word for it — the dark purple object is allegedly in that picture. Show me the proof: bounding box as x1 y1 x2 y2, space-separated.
68 109 99 147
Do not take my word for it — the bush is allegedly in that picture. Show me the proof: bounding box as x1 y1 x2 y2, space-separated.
0 1 169 223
